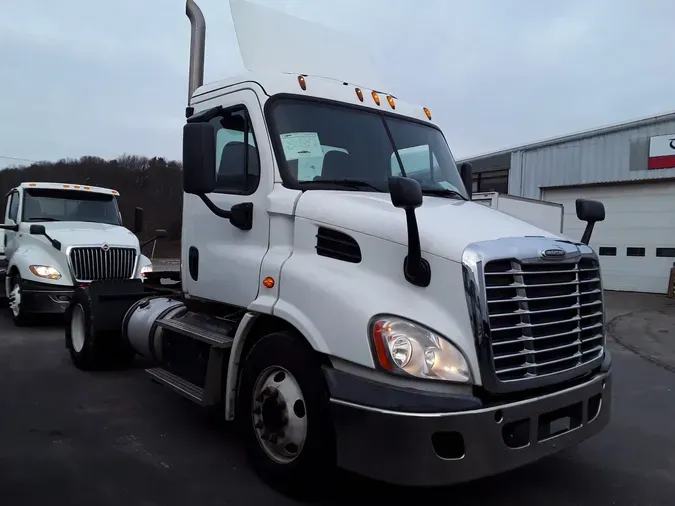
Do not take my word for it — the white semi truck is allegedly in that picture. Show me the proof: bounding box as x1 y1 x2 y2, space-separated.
61 0 612 499
0 182 165 326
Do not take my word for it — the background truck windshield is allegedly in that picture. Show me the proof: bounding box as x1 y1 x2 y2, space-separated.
22 189 122 226
268 98 467 197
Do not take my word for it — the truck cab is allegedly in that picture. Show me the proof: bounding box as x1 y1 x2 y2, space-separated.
62 0 612 499
0 182 158 325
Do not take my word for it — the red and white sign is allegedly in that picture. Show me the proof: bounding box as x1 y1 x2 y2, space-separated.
648 134 675 170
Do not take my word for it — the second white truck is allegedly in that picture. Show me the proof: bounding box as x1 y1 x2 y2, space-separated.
0 182 165 326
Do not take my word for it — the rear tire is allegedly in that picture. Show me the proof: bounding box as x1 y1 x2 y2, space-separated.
237 331 337 500
65 288 135 370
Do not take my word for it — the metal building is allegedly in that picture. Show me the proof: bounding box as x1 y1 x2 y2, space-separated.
459 111 675 294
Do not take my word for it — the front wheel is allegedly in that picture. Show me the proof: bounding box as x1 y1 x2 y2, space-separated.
237 331 337 500
65 288 135 371
9 274 33 327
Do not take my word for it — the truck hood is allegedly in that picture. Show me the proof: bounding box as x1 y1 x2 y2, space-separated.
295 191 565 262
37 222 139 249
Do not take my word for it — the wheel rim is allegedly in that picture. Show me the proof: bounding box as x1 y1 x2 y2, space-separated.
251 366 308 464
9 282 21 318
71 304 86 353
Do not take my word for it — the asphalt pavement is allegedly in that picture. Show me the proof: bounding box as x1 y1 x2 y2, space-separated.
1 292 674 506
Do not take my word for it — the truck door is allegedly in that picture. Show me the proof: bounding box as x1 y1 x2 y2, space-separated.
3 190 21 259
181 89 273 309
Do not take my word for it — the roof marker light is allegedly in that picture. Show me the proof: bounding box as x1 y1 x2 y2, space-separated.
355 88 364 102
386 95 396 109
423 107 432 120
371 91 381 106
298 75 307 90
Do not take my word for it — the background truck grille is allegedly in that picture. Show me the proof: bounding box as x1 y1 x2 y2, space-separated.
69 247 137 281
484 257 604 382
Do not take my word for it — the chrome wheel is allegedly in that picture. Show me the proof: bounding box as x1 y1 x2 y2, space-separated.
9 282 20 318
251 366 308 464
71 304 86 353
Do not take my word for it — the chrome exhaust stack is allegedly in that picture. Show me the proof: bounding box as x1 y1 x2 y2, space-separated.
186 0 206 103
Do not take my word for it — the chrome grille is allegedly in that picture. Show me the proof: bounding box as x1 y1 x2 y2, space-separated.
484 257 604 383
69 247 137 282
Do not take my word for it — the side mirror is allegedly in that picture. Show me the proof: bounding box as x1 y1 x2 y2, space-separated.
29 224 46 236
388 176 423 210
183 122 217 195
459 162 473 199
29 224 61 251
154 229 168 239
388 176 430 287
0 224 19 232
576 199 605 223
134 207 144 234
576 199 605 245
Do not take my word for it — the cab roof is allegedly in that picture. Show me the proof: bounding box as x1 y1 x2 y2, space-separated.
19 182 119 196
191 72 437 127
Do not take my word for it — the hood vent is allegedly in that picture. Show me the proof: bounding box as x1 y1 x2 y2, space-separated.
315 227 362 263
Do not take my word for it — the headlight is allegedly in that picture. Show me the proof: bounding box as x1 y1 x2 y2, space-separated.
29 265 62 280
140 265 153 278
370 316 472 383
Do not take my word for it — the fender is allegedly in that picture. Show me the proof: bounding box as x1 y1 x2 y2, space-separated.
7 239 74 290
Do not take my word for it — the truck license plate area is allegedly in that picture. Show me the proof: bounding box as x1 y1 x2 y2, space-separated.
537 402 582 441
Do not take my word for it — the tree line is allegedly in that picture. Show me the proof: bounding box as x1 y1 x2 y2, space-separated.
0 155 183 258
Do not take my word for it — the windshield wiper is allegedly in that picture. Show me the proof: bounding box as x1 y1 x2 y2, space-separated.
421 188 468 201
306 179 384 192
27 217 60 222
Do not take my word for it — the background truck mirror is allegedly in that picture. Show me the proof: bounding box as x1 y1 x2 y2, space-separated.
154 228 168 238
134 207 145 234
183 122 217 195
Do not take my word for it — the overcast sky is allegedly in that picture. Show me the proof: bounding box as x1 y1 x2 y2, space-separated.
1 0 674 169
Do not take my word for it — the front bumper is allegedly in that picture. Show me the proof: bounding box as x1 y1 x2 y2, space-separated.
22 279 74 314
326 352 612 487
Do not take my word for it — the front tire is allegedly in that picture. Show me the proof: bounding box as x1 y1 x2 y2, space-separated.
65 288 135 370
9 274 33 327
238 331 337 500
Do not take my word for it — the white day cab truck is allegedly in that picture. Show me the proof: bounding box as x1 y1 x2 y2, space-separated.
58 0 612 499
0 182 166 327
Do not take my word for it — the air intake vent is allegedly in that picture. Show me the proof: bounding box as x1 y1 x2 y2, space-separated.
315 227 361 263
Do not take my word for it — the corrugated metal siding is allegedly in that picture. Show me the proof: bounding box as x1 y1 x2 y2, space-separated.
509 119 675 199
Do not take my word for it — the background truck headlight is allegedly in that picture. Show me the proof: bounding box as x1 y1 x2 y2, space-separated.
29 265 62 280
370 316 472 383
140 265 153 278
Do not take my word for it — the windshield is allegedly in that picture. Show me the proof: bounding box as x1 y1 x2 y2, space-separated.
268 98 467 198
22 189 122 225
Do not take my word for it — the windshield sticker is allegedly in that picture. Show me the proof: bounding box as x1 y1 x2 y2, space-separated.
280 132 324 160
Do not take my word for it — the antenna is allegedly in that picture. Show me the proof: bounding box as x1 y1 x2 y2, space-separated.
186 0 206 104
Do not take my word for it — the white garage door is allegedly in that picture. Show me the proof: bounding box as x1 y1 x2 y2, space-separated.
542 182 675 294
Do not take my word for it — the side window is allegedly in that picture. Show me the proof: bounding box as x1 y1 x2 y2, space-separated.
213 108 260 194
8 193 19 222
391 145 439 177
